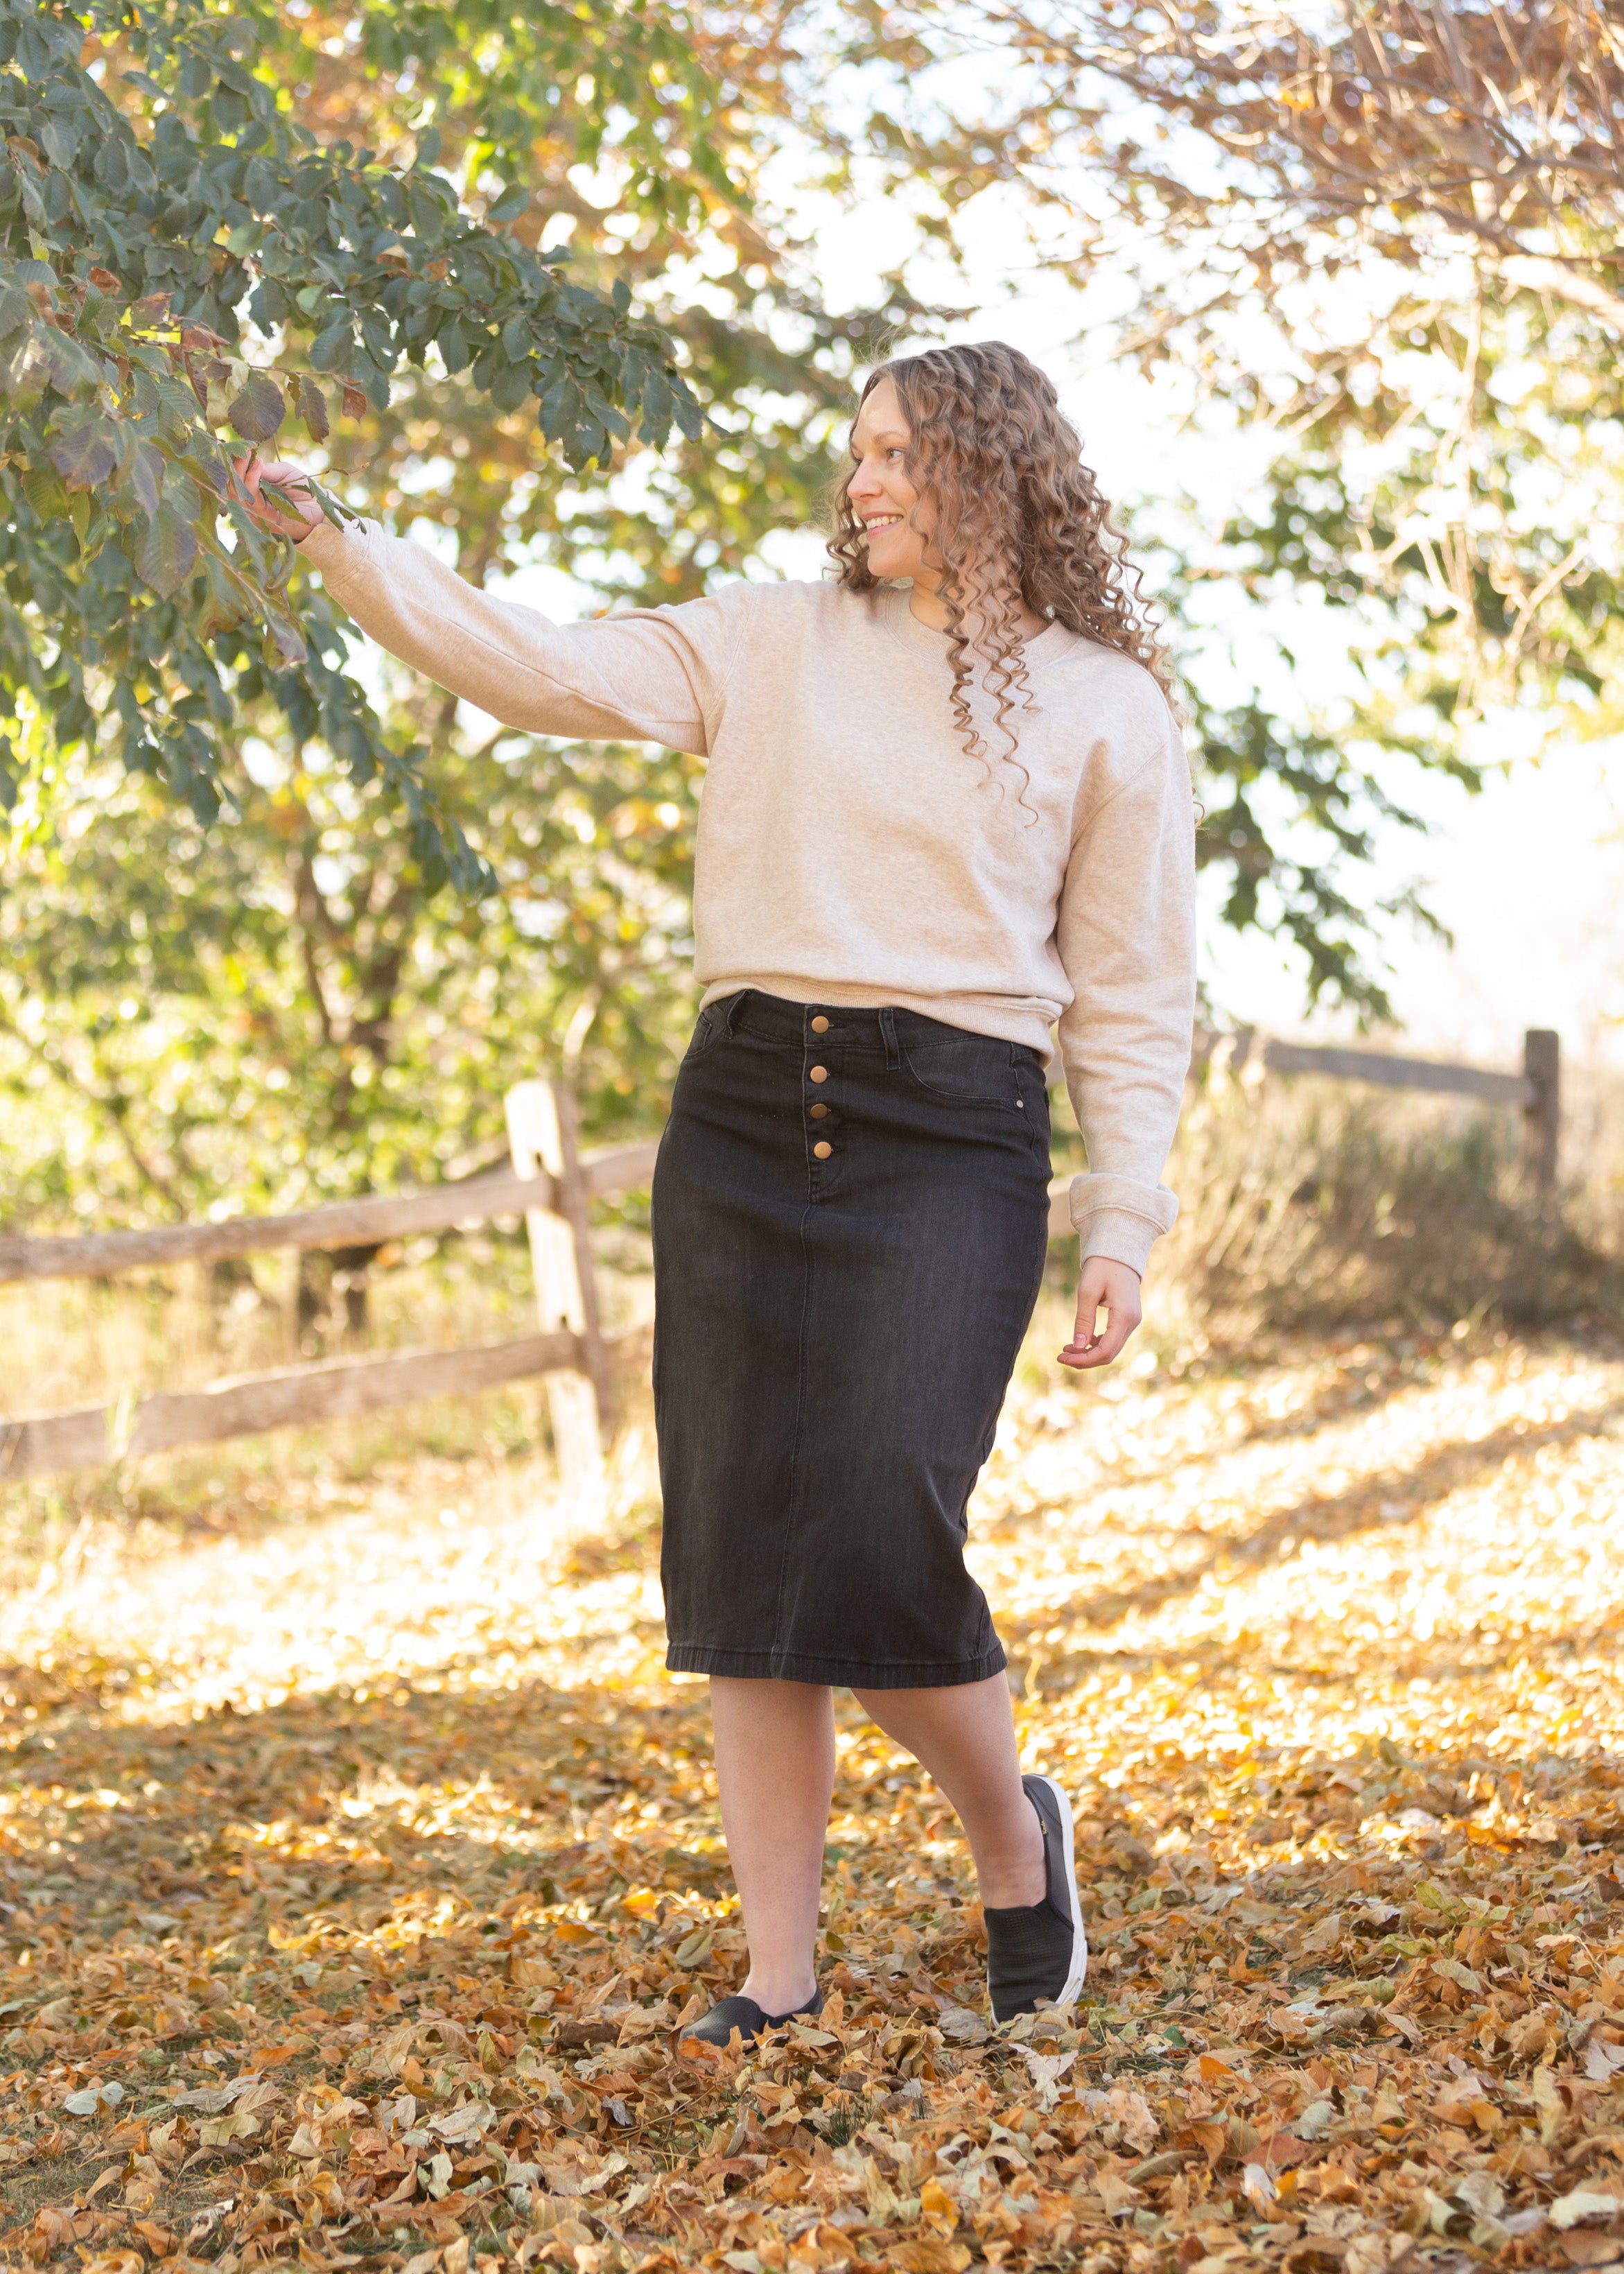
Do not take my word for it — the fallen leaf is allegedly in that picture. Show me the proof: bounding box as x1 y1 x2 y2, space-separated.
937 2002 987 2042
1242 2161 1278 2212
62 2082 124 2115
431 2101 492 2144
1021 2048 1077 2106
1551 2189 1623 2230
1561 2237 1624 2268
1097 2171 1143 2219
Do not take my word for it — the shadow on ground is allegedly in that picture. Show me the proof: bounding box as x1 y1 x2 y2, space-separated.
998 1393 1624 1688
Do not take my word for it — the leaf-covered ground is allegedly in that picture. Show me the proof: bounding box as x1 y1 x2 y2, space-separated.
3 1328 1624 2274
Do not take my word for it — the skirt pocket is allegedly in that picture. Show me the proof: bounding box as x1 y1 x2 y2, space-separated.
902 1032 1021 1107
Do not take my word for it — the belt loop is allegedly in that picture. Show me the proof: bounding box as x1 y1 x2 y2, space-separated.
718 989 750 1036
879 1006 900 1070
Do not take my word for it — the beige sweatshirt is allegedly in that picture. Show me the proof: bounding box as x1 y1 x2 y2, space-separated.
299 517 1197 1274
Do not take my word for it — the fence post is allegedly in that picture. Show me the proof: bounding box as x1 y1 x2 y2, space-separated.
1522 1029 1560 1198
504 1079 606 1498
551 1081 615 1424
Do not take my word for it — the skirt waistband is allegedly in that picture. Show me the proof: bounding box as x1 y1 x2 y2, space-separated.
712 988 1043 1063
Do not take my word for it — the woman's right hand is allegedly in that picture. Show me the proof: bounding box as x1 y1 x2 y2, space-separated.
234 451 324 542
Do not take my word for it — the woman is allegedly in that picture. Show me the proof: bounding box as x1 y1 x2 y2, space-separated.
245 340 1196 2043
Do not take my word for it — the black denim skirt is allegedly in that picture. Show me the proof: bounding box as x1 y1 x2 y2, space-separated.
650 989 1052 1689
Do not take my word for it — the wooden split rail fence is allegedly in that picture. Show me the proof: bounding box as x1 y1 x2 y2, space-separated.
0 1082 656 1491
1198 1025 1562 1194
1 1029 1560 1484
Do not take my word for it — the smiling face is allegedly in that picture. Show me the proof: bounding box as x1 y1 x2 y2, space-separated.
845 375 934 587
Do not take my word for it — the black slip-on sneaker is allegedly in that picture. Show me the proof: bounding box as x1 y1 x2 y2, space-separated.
984 1772 1088 2024
679 1986 823 2050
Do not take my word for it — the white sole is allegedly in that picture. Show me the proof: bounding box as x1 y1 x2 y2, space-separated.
1025 1772 1088 2006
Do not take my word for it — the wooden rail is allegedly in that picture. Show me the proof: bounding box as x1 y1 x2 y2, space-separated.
1 1330 588 1482
1209 1026 1561 1194
0 1141 662 1287
1259 1040 1530 1106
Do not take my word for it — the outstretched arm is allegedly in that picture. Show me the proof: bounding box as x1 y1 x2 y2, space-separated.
237 455 743 755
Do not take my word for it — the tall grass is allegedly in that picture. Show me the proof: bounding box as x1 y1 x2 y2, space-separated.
1149 1051 1624 1340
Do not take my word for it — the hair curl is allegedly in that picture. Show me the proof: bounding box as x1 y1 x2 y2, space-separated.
826 342 1176 813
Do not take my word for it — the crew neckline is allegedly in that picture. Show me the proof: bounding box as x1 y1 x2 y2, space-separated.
877 584 1074 669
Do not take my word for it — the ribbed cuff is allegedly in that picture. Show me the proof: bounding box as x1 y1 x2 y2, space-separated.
1069 1172 1179 1277
1074 1208 1155 1276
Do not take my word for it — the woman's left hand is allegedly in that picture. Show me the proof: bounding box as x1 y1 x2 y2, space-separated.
1058 1256 1142 1371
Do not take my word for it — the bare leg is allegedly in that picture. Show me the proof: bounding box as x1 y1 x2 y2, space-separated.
709 1676 832 2014
851 1672 1045 1907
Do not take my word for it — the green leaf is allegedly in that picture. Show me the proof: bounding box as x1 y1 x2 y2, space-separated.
49 417 121 492
491 359 532 412
128 438 164 519
0 327 46 409
0 287 29 342
309 320 353 372
22 462 69 521
437 316 471 374
40 118 79 169
42 327 103 400
487 184 529 223
135 501 198 598
227 370 286 442
296 374 330 442
156 374 203 442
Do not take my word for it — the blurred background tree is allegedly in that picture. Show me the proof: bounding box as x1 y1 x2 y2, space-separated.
908 0 1624 987
1 0 927 1290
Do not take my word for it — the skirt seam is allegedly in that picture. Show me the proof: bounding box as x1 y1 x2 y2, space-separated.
771 1195 817 1660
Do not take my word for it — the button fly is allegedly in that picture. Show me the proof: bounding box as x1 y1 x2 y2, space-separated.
810 1102 829 1120
809 1065 828 1084
812 1140 832 1160
810 1015 830 1034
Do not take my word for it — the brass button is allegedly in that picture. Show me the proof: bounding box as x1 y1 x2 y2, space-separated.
810 1102 829 1120
810 1015 830 1033
809 1065 828 1084
813 1140 832 1159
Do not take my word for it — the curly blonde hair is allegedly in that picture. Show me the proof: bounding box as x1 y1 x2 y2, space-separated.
827 342 1175 811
